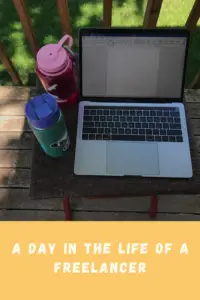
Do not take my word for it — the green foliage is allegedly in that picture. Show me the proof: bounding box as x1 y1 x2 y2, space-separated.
0 0 199 86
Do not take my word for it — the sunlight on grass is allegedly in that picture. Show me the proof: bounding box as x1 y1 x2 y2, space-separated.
9 26 35 84
12 22 22 30
75 0 198 28
75 3 103 27
0 19 35 85
44 35 58 44
158 0 195 26
0 0 199 86
112 0 147 26
75 0 147 27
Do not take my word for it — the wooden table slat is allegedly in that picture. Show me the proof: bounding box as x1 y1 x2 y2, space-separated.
0 86 37 102
0 116 30 132
0 150 32 168
1 210 200 221
0 168 30 188
0 132 33 150
2 189 200 214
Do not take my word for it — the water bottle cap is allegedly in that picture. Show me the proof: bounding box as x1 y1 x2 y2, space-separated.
25 93 60 129
36 35 73 73
37 44 68 73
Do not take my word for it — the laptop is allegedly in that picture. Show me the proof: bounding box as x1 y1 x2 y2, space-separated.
74 28 193 178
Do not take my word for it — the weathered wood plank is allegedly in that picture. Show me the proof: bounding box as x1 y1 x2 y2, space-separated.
184 89 200 102
189 72 200 89
0 100 26 116
2 191 200 214
103 0 113 27
143 0 163 28
0 86 37 102
0 88 197 103
0 209 64 221
0 150 32 168
0 188 29 209
57 0 71 35
0 189 62 210
1 210 200 221
158 194 200 213
190 158 200 172
0 192 149 211
0 168 30 188
71 196 150 212
0 132 33 150
1 93 200 117
73 212 200 221
186 103 200 118
75 195 200 214
186 0 200 31
0 117 30 132
190 135 200 153
190 119 200 135
0 42 22 85
12 0 39 57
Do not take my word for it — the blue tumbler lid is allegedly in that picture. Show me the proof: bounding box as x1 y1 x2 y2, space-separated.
25 93 60 129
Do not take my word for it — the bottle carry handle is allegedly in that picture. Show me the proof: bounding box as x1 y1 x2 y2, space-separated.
57 34 75 58
57 34 73 50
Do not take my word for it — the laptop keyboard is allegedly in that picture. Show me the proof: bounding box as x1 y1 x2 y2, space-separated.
82 106 183 143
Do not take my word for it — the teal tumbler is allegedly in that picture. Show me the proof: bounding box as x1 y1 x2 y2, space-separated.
25 93 70 157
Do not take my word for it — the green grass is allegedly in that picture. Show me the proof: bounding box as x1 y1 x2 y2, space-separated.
0 0 199 86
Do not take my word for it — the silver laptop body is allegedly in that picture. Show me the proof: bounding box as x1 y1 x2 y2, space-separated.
74 28 193 178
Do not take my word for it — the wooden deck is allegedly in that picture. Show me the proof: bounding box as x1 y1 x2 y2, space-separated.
1 86 200 221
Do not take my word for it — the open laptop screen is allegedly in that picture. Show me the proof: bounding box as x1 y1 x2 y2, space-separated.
81 31 188 99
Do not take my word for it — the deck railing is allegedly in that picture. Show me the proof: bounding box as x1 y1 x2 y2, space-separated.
0 0 200 87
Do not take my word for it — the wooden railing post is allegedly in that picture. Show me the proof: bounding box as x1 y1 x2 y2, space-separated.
143 0 163 28
57 0 71 35
12 0 38 57
103 0 113 27
186 0 200 31
0 42 22 85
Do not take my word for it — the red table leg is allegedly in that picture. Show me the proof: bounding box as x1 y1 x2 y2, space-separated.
63 196 71 220
149 195 158 218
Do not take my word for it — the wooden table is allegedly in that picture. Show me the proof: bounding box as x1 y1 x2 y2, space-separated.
30 87 200 220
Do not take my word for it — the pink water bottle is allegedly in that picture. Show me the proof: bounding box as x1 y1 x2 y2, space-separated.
36 35 79 108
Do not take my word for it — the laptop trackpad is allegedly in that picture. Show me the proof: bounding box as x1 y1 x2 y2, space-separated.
106 142 160 176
